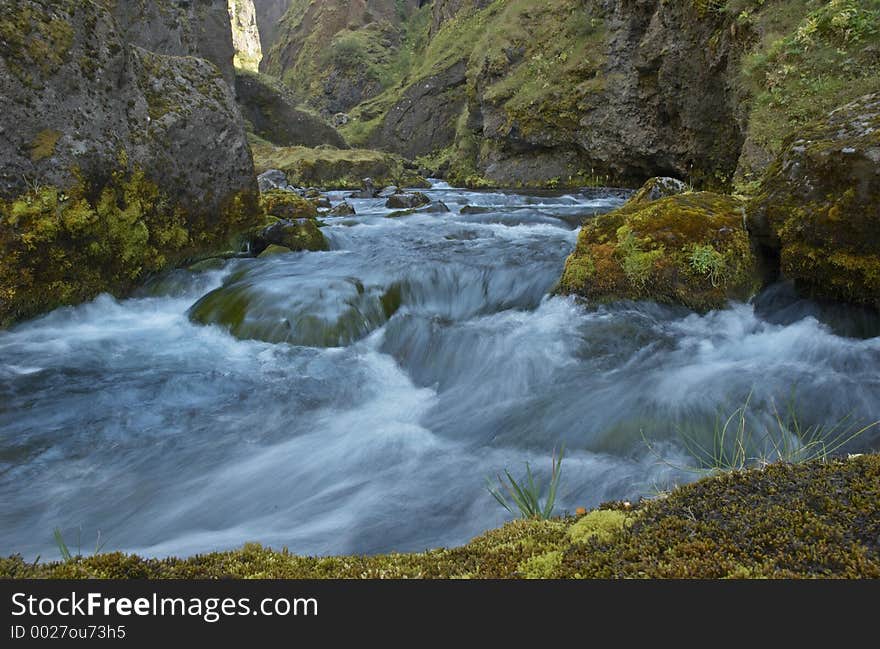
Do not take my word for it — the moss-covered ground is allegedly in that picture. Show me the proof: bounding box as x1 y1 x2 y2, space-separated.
3 455 878 579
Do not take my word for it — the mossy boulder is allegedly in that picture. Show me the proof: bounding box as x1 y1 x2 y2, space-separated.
747 93 880 309
558 192 761 311
248 220 328 256
260 190 318 220
385 192 430 209
629 177 689 205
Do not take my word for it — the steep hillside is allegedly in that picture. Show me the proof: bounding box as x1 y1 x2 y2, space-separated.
261 0 429 114
259 0 880 189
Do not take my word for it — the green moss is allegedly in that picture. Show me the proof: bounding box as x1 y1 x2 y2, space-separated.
0 3 75 83
260 190 318 219
258 244 293 258
558 192 761 311
3 456 878 579
0 168 261 327
29 129 62 162
567 509 629 545
518 551 563 578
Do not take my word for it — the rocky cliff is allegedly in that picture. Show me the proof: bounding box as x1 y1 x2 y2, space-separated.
274 0 869 190
0 0 260 326
253 0 293 55
229 0 264 72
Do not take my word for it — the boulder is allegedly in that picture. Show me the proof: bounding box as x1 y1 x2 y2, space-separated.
558 192 761 312
423 201 451 213
0 0 261 327
311 196 332 209
350 178 378 199
258 244 293 258
258 170 297 193
386 192 431 209
261 190 318 220
629 177 689 205
378 186 400 198
328 201 356 217
747 93 880 309
249 219 328 256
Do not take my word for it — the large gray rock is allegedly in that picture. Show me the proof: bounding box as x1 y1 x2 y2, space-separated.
235 69 347 147
111 0 237 86
0 0 260 325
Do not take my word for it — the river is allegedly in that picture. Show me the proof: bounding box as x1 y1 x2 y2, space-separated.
2 182 879 560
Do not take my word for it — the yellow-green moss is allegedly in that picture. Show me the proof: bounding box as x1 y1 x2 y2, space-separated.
567 509 629 545
558 192 762 311
0 3 75 83
260 190 318 219
0 169 261 327
518 551 563 578
29 129 62 161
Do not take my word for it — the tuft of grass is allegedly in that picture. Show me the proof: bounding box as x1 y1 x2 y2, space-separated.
53 527 107 562
644 392 879 474
486 446 565 519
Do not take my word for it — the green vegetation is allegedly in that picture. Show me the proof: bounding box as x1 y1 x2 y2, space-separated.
487 447 565 520
4 455 878 578
645 395 880 474
0 167 261 327
735 0 880 186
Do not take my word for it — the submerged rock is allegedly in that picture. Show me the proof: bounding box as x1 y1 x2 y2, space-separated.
378 186 400 198
423 201 451 213
386 192 430 209
257 244 293 258
558 192 761 311
747 93 880 309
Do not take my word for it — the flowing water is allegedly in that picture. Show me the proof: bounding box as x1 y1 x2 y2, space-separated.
2 182 879 560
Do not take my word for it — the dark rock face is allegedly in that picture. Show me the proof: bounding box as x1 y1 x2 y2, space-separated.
369 61 468 159
235 69 347 147
111 0 237 86
385 192 430 209
372 0 747 187
747 93 880 309
253 0 291 55
0 0 260 325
